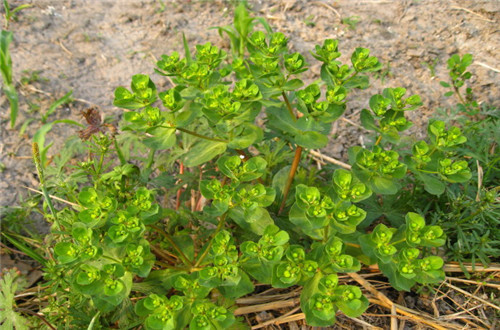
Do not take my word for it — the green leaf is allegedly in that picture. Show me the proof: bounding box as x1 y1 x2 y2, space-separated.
218 270 254 299
114 87 146 110
54 241 79 264
1 233 47 266
415 172 445 196
301 273 337 327
0 269 30 330
227 123 263 149
371 176 400 195
228 206 274 235
282 78 304 91
378 262 416 291
360 109 377 131
272 165 291 199
172 234 195 262
182 33 192 64
183 141 227 167
295 130 328 149
142 127 176 150
43 90 73 122
335 285 369 317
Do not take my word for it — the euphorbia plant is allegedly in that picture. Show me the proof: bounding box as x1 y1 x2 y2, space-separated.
33 4 476 328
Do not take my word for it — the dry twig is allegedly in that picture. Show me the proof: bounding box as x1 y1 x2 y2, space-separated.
234 298 300 316
309 150 351 169
450 6 495 23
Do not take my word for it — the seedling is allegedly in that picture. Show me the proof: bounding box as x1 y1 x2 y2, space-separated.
0 29 18 128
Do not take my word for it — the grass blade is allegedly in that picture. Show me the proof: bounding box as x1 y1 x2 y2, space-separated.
2 232 47 266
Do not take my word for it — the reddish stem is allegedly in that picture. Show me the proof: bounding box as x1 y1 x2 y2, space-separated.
278 146 303 215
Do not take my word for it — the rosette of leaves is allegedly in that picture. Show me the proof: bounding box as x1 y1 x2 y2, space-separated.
360 88 421 144
197 230 254 299
114 74 157 110
300 273 369 326
240 224 289 283
350 145 407 195
272 245 318 288
54 223 101 264
331 169 372 203
135 294 184 330
289 184 334 239
77 187 117 228
72 263 133 313
312 39 381 89
199 178 235 216
310 236 361 273
406 120 471 195
359 213 446 291
228 183 276 235
189 300 235 330
265 82 347 150
216 155 267 182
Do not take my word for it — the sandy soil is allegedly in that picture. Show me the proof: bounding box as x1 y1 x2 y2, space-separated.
1 0 499 213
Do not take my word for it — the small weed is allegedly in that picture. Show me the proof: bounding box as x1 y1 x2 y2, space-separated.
373 61 393 84
341 15 361 30
421 57 439 77
304 14 316 27
0 29 19 128
2 0 32 29
20 69 49 85
41 90 73 123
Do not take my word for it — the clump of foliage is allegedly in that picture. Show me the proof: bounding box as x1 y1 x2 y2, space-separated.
8 4 497 328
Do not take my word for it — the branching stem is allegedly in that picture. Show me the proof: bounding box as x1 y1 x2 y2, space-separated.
278 92 303 215
150 225 193 266
194 212 228 267
160 125 229 143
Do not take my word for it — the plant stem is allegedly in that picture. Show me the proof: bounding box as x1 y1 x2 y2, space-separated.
176 162 184 211
102 255 122 263
323 225 330 243
161 125 229 143
32 143 57 219
114 138 126 165
281 91 297 121
453 85 467 107
96 151 105 175
278 145 302 215
150 225 193 266
146 149 155 169
390 238 406 246
278 91 302 215
374 135 382 146
194 212 228 267
344 71 359 83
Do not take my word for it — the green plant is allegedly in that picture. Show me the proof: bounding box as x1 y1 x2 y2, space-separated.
2 0 32 29
432 89 500 273
373 61 392 84
1 29 18 128
20 69 49 85
421 57 439 77
0 268 31 329
304 15 316 27
41 90 73 123
440 53 477 113
341 16 361 30
21 4 487 328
